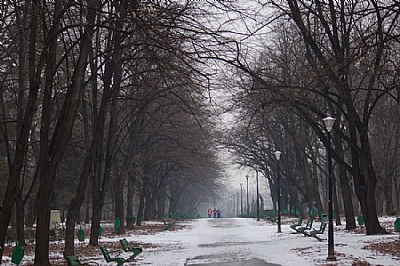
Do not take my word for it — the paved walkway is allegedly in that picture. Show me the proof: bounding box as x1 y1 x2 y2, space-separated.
184 219 280 265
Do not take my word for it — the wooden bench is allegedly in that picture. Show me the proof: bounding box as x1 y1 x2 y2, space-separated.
304 222 327 241
99 246 130 266
65 255 98 266
290 218 303 230
295 219 313 233
119 238 143 259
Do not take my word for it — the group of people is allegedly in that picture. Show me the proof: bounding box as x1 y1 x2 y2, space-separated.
208 208 221 218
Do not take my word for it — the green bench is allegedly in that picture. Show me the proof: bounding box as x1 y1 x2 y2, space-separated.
295 219 313 233
304 222 327 241
119 238 142 258
265 215 277 223
64 255 98 266
262 211 277 223
290 217 303 230
162 217 177 230
100 246 132 266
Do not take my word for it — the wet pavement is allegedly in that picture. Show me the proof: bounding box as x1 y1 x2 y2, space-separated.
183 218 281 266
185 256 280 265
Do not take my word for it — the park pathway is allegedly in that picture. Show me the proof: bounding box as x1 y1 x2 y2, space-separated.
136 218 312 265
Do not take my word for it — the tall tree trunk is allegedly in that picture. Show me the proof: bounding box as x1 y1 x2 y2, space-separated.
333 134 355 229
359 133 386 234
64 141 95 256
126 172 136 228
34 2 96 263
144 191 152 220
0 0 43 261
64 12 113 252
382 173 395 215
309 160 323 218
113 171 125 234
157 186 166 218
88 12 123 245
136 194 145 226
15 193 25 245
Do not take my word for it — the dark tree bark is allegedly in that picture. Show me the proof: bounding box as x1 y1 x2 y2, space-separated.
0 0 43 261
126 172 136 228
136 194 145 226
333 133 356 229
286 0 386 234
34 1 97 263
113 166 126 234
89 26 123 245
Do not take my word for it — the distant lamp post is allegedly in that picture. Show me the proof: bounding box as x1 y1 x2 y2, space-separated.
233 193 236 217
274 150 282 233
256 167 260 221
240 183 243 216
246 175 249 216
323 116 336 261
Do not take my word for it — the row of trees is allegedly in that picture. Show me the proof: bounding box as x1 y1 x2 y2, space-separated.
1 0 399 264
0 1 225 265
221 0 399 234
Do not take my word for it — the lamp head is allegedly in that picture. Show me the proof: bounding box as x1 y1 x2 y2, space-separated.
274 150 282 160
323 116 336 132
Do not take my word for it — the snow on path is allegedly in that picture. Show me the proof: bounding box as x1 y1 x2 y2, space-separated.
135 218 318 265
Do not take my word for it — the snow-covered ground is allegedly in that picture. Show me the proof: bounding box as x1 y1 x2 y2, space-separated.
134 217 399 265
1 216 399 265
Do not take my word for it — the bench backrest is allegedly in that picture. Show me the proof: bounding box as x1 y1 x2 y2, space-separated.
65 255 81 266
100 246 112 262
305 219 313 229
319 222 327 233
120 238 129 251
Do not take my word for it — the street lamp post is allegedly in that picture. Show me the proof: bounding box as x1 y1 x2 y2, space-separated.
323 116 336 261
274 150 282 233
256 168 260 221
240 183 243 216
233 193 236 217
246 175 249 216
237 191 240 217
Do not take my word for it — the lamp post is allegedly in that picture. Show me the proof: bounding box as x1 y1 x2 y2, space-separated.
240 183 243 216
237 191 240 217
233 193 236 217
256 167 260 221
246 175 249 216
274 150 282 233
323 116 336 261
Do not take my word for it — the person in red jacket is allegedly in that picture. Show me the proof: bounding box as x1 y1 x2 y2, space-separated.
208 208 212 218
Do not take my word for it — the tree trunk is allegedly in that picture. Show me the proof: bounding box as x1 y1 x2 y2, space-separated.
144 192 152 220
113 172 125 234
15 194 25 245
382 174 395 215
34 2 96 263
88 14 123 245
126 172 136 228
89 195 103 246
359 134 386 234
0 0 42 261
157 186 166 218
136 194 145 226
25 198 36 228
333 134 355 229
64 140 96 256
